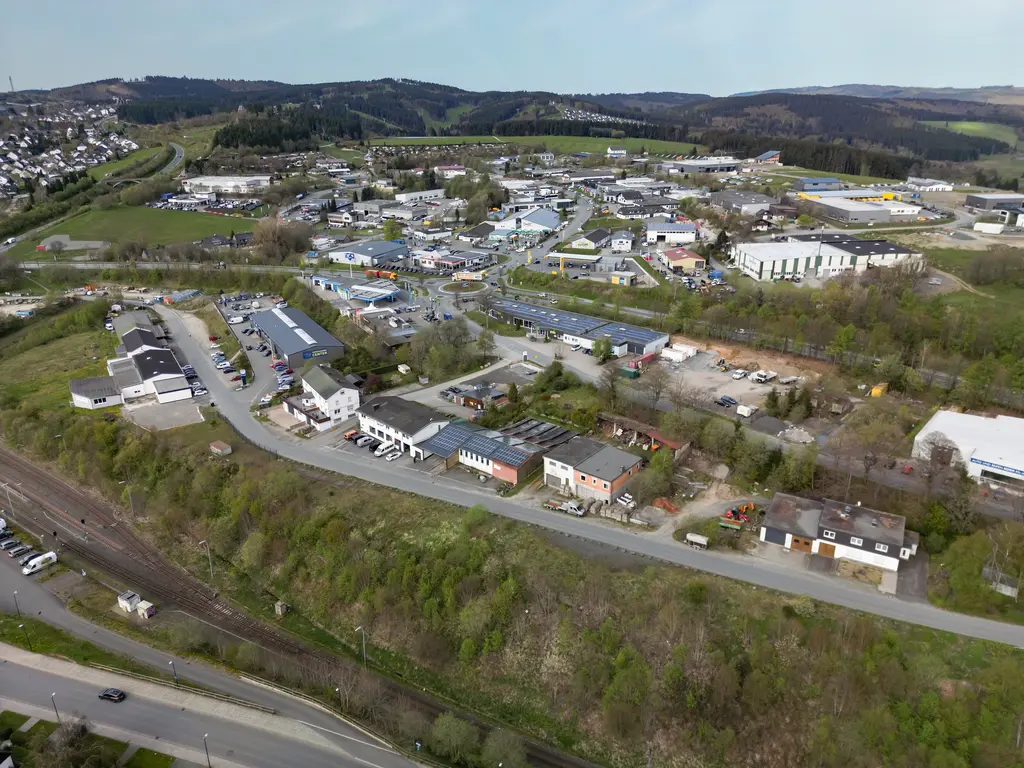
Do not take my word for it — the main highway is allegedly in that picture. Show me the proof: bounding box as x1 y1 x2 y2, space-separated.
157 304 1024 648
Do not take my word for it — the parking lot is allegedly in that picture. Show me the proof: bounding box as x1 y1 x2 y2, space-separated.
658 350 806 413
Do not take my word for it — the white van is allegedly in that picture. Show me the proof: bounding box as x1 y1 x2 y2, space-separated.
22 551 57 575
374 442 395 457
0 517 6 531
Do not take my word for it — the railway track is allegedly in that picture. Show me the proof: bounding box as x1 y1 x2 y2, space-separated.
0 447 595 768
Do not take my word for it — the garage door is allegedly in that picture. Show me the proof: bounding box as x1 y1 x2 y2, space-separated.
762 526 787 546
790 536 813 553
818 542 836 559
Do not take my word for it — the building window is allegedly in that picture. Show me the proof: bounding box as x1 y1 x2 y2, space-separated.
822 530 836 540
603 482 608 489
92 397 107 405
875 543 889 553
580 475 587 482
850 537 863 547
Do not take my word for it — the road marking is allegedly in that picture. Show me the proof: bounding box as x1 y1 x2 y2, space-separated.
297 719 398 757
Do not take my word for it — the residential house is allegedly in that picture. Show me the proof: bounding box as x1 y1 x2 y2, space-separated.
284 364 360 432
357 396 449 456
759 494 919 577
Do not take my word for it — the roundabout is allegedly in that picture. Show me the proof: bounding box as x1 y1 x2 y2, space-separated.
439 280 488 295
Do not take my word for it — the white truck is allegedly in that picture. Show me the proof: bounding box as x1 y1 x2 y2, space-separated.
751 370 778 384
543 500 585 517
736 404 759 418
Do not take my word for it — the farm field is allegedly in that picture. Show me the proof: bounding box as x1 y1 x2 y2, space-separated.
923 120 1019 147
8 206 256 260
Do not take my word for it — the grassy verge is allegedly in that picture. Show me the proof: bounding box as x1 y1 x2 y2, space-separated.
628 255 667 285
0 612 176 680
192 303 241 359
465 310 527 336
510 135 701 156
88 148 162 181
0 710 29 732
125 747 177 768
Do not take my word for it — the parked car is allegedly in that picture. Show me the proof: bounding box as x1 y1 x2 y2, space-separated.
385 451 402 461
221 366 236 374
17 550 38 566
8 545 31 558
720 395 738 406
216 361 231 369
355 436 374 447
193 388 208 396
231 375 242 381
0 539 21 551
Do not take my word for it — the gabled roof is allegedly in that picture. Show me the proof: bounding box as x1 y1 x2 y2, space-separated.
543 436 604 467
302 364 353 400
575 445 642 482
121 327 160 353
358 396 448 437
611 230 634 240
580 227 611 243
132 349 183 380
755 150 781 160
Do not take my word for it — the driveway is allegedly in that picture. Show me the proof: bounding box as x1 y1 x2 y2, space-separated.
155 303 1024 648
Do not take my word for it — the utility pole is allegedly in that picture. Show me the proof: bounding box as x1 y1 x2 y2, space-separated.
355 626 367 667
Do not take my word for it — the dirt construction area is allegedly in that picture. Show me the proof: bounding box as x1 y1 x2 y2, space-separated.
661 335 825 409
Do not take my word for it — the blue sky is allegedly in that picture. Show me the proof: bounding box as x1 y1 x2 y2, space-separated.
5 0 1022 94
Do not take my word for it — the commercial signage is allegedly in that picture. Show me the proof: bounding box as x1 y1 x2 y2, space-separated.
970 457 1024 478
302 348 329 360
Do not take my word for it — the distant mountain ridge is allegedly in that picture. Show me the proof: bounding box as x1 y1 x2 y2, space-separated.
734 84 1024 105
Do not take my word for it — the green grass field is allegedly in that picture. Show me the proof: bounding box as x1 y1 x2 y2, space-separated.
9 207 256 259
369 135 499 146
511 135 701 157
776 166 901 185
923 120 1019 147
87 147 162 181
0 331 116 409
125 747 176 768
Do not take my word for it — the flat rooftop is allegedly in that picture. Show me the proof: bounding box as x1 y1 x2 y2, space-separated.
491 299 667 345
917 410 1024 475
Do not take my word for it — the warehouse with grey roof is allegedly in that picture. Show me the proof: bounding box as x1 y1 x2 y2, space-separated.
251 307 346 368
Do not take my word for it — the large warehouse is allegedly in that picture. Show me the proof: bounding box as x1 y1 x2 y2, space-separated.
913 410 1024 487
964 192 1024 211
488 299 669 357
326 240 409 267
181 175 272 195
731 239 922 281
251 308 346 368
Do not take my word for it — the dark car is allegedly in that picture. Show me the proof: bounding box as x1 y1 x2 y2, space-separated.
221 366 236 374
99 688 126 703
721 395 738 406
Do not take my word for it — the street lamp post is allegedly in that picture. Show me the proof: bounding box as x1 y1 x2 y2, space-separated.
12 590 20 617
51 693 60 723
355 626 367 667
203 733 212 768
19 623 33 652
198 540 213 582
169 660 179 687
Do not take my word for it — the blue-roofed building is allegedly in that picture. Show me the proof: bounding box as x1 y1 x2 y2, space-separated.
488 299 669 357
794 177 843 192
754 150 781 165
417 422 548 484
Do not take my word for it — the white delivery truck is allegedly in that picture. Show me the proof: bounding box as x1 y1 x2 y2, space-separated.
22 551 57 576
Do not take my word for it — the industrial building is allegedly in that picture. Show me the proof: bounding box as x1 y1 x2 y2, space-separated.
309 276 401 306
251 307 346 368
674 157 742 174
759 494 918 585
542 437 642 502
69 377 124 410
326 240 409 267
906 177 953 192
644 220 697 246
913 410 1024 488
809 198 891 224
793 187 900 202
611 231 635 252
753 150 781 165
490 208 561 238
181 175 272 195
357 396 449 457
710 190 776 216
488 299 669 357
658 247 705 273
731 239 922 281
793 177 843 192
964 192 1024 211
394 188 445 204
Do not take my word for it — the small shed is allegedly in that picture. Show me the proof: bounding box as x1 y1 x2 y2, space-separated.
117 591 140 613
136 600 156 619
210 441 233 456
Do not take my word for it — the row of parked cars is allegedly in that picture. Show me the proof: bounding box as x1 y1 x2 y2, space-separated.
343 429 403 461
0 519 58 575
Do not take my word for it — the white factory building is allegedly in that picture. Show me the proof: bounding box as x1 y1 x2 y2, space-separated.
394 188 445 204
730 239 923 281
181 175 273 195
643 221 697 246
913 410 1024 488
906 177 953 193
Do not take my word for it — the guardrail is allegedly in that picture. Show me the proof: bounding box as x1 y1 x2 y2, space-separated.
89 663 276 714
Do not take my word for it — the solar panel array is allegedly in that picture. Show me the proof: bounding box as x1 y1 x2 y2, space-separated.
419 423 478 457
461 434 532 466
492 300 666 346
501 419 577 448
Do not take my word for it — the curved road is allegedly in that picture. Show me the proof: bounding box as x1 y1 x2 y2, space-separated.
0 556 413 768
161 141 185 175
158 304 1024 648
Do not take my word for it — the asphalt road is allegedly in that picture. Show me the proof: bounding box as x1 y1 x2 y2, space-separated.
159 305 1024 648
161 141 185 175
0 661 377 768
0 557 414 768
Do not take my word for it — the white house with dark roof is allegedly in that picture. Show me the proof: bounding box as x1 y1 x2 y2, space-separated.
284 364 360 432
611 231 635 253
357 396 449 456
